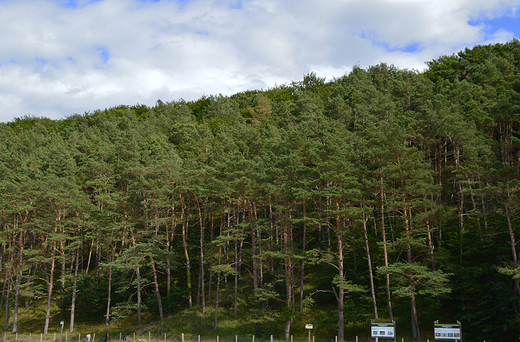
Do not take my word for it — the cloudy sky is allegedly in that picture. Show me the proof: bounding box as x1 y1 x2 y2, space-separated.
0 0 519 123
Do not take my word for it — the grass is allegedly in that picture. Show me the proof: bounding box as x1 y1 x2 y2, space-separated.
1 295 429 342
2 297 341 342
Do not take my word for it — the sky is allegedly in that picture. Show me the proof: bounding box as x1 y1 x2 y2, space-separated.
0 0 519 123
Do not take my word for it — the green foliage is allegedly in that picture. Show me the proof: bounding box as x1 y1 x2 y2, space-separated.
2 39 520 340
377 262 452 298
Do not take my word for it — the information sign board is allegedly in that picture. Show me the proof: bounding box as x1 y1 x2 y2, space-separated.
434 324 461 340
371 323 395 339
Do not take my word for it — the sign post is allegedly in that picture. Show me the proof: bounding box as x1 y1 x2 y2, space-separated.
59 322 64 342
434 321 461 342
305 324 313 342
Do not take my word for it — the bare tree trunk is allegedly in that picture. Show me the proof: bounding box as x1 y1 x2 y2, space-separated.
207 215 214 301
105 244 117 334
504 199 518 268
95 235 101 280
150 255 164 322
214 213 225 330
129 229 142 326
214 245 222 330
43 240 56 335
454 144 464 265
4 271 12 331
411 294 420 341
336 206 345 342
105 265 112 333
380 176 393 320
85 239 94 276
195 195 206 314
233 209 240 315
299 201 307 313
166 196 176 303
181 195 192 309
70 248 80 332
136 266 142 326
337 233 345 342
404 206 420 341
284 212 294 341
0 243 7 310
504 192 520 297
12 230 24 333
11 279 19 333
284 319 293 342
233 234 238 315
362 211 378 319
247 200 260 299
25 260 38 308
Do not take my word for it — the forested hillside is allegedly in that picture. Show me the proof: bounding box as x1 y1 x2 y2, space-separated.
1 39 520 342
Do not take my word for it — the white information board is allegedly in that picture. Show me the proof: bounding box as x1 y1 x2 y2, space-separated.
371 323 395 338
434 324 461 340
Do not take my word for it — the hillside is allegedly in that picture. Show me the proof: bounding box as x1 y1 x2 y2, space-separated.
1 39 520 342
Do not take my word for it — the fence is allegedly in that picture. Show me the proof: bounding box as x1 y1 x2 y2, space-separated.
0 333 439 342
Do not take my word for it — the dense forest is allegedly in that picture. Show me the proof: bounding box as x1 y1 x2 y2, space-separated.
1 39 520 342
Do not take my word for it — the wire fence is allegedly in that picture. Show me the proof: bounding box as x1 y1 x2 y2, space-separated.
0 333 440 342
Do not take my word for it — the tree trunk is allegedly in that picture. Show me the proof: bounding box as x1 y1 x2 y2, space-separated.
4 272 12 331
95 234 101 280
248 200 259 295
166 195 176 304
411 294 420 341
70 248 80 332
60 236 66 314
362 211 378 319
181 195 192 308
136 266 142 326
86 239 94 276
43 241 56 335
214 245 222 330
284 212 294 340
105 244 116 334
404 207 420 341
284 319 293 342
195 195 205 314
150 255 164 322
12 231 24 333
129 229 143 326
105 265 112 333
299 201 307 313
233 231 239 315
504 195 520 297
380 175 393 320
207 215 214 301
0 243 7 310
25 261 38 308
336 208 345 342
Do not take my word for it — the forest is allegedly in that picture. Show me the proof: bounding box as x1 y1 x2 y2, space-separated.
0 39 520 342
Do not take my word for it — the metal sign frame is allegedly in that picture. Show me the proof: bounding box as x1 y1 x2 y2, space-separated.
434 321 461 341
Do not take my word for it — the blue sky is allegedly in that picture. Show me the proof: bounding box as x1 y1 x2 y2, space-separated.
0 0 518 123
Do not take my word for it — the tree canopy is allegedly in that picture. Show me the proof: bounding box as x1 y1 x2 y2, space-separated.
1 38 520 341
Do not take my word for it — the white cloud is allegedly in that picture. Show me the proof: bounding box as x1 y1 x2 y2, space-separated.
0 0 518 123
